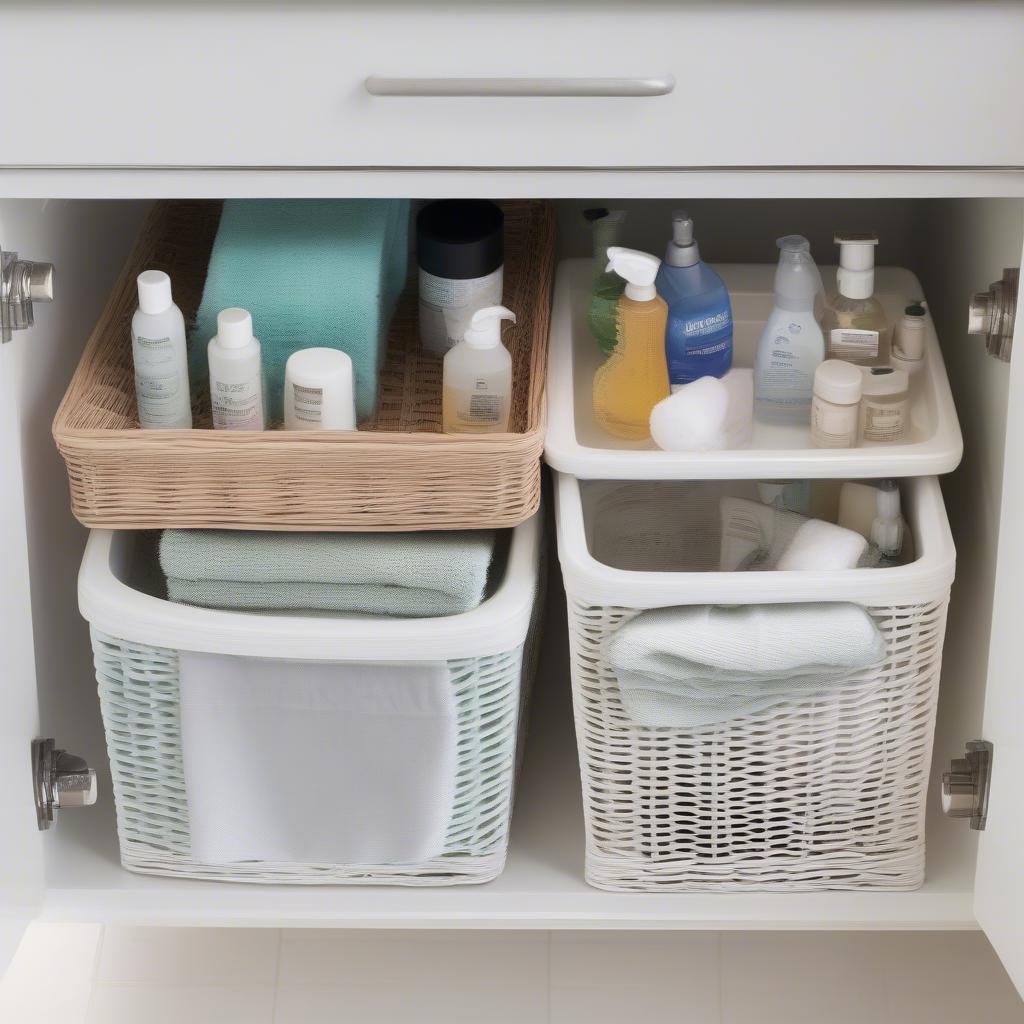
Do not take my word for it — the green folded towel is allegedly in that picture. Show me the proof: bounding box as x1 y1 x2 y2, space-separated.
189 199 410 423
159 529 495 618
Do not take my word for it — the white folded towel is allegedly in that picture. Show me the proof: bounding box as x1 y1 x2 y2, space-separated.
179 653 457 865
606 603 887 728
777 518 868 571
650 369 753 452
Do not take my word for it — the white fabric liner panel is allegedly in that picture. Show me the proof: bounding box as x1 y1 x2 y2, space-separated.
178 654 456 866
91 631 530 885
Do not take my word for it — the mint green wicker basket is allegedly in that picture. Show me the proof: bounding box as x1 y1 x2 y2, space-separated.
80 515 543 886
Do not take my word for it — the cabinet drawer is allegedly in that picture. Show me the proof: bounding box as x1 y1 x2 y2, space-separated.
6 4 1024 169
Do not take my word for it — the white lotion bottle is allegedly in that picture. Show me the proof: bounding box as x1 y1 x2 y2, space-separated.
754 235 825 424
442 305 515 433
131 270 192 429
207 307 266 431
283 348 356 430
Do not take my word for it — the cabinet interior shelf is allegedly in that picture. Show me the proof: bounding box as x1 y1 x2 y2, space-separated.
42 587 978 931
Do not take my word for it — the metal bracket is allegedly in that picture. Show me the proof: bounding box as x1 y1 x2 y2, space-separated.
941 740 993 831
968 268 1018 362
1 243 55 343
32 738 98 831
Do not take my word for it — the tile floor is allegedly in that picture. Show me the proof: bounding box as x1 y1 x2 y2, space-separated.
1 925 1021 1023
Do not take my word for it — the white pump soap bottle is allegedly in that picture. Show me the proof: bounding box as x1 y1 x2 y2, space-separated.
442 305 516 433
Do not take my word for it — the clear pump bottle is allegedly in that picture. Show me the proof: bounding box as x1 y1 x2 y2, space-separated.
823 234 891 366
442 305 515 433
592 246 670 440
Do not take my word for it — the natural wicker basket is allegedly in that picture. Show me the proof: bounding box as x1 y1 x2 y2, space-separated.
53 199 554 531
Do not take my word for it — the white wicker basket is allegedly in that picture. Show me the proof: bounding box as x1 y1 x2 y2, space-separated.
554 474 956 893
78 514 542 886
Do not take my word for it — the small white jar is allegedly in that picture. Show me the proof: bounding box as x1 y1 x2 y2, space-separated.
859 366 909 444
283 348 356 430
810 359 862 449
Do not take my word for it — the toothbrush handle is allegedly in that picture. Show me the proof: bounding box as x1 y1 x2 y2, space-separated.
364 76 675 97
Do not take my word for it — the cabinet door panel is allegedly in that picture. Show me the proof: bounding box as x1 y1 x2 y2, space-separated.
3 5 1024 169
975 233 1024 996
0 259 44 974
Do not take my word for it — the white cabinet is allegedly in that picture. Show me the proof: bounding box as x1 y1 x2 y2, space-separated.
4 5 1024 170
2 0 1024 1001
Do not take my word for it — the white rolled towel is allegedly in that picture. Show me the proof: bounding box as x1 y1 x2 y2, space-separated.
776 518 868 571
649 368 753 452
607 603 887 728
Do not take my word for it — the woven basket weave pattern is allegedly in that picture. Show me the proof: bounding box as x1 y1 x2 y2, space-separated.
564 595 949 892
92 629 531 885
54 200 554 531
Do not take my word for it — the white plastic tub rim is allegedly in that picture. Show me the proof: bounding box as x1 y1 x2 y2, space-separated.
78 512 541 663
554 472 955 609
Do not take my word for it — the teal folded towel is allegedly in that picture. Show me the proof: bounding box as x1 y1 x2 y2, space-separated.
189 199 410 423
159 529 495 618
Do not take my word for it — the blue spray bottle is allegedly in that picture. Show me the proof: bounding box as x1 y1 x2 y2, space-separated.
655 211 734 390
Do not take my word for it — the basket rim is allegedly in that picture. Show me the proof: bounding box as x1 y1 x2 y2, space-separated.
53 198 553 447
554 472 956 608
79 511 542 661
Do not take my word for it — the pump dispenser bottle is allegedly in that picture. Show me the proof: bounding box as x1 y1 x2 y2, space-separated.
593 246 669 440
655 210 733 389
584 208 627 356
823 234 891 365
442 305 515 433
754 236 825 424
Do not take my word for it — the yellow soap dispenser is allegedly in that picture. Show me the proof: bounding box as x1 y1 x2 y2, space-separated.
592 246 670 440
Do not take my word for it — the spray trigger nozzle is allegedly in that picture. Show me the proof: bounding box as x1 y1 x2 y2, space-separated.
605 246 661 301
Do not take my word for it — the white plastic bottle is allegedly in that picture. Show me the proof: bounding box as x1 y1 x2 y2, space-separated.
207 308 266 431
442 305 515 433
131 270 192 429
283 348 356 430
754 235 825 424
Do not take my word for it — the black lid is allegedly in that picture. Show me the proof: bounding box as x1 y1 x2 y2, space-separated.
417 200 504 280
583 207 609 222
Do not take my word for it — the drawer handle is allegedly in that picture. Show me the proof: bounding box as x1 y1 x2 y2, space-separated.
364 75 675 97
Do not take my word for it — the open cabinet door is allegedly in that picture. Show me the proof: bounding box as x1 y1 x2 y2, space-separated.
0 198 147 973
974 267 1024 996
0 313 44 974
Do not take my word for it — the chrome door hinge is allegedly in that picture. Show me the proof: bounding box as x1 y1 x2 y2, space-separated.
1 244 55 343
32 738 97 831
968 268 1017 362
941 740 993 831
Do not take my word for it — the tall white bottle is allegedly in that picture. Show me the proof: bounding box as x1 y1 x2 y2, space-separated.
131 270 192 429
207 308 266 431
754 235 825 424
442 305 515 433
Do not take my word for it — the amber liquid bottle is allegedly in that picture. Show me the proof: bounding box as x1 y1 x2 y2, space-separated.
592 247 670 440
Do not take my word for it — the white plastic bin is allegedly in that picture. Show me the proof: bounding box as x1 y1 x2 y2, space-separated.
78 513 542 886
545 260 963 480
554 474 955 892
